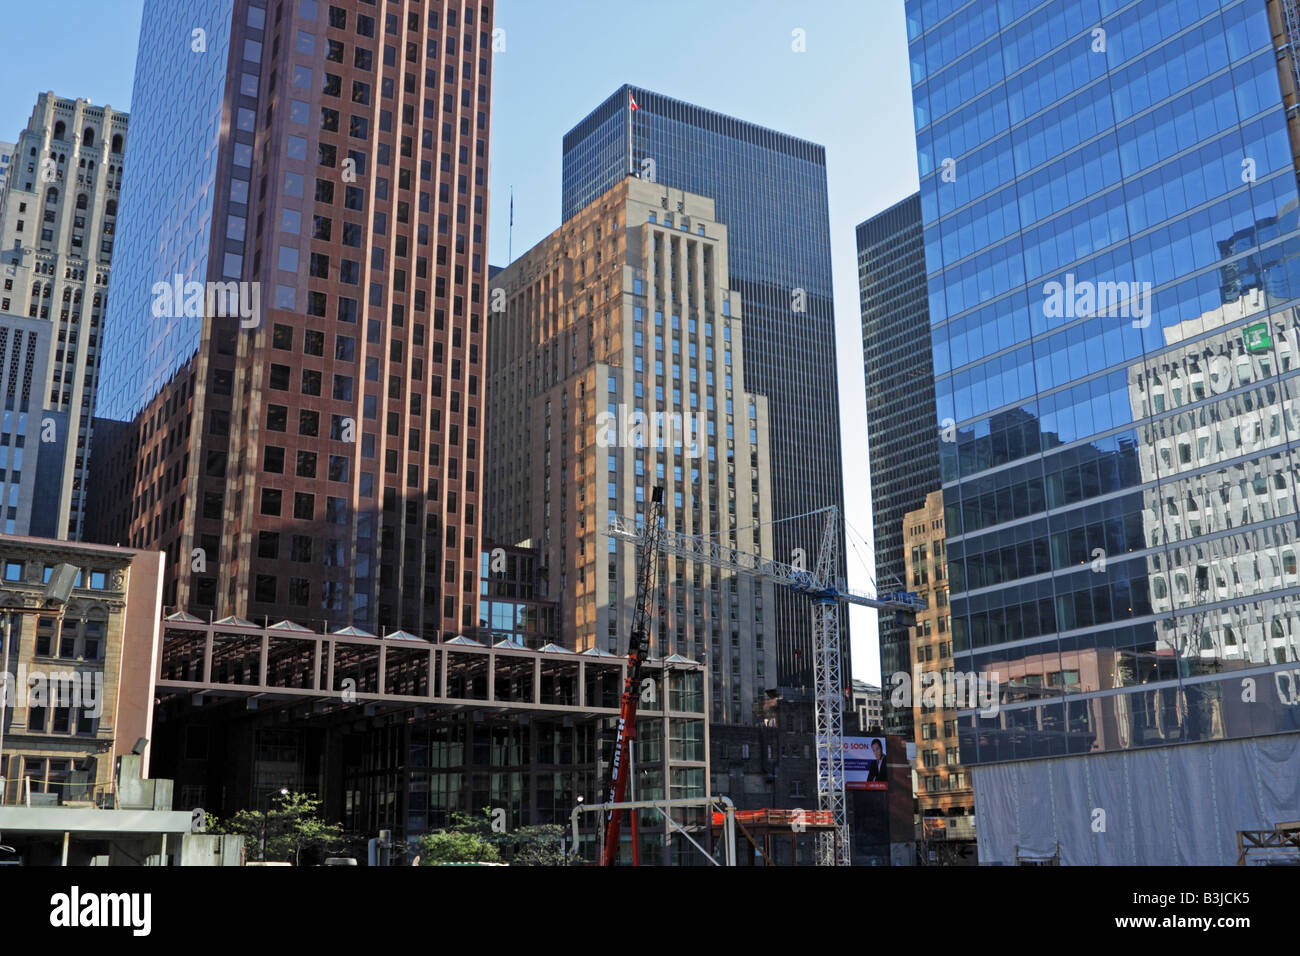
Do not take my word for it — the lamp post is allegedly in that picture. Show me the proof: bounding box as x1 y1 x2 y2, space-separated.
0 564 79 804
259 787 290 861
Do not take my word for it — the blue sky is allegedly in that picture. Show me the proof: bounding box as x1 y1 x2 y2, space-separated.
0 0 920 684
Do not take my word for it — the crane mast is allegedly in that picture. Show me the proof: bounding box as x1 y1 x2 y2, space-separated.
599 485 666 866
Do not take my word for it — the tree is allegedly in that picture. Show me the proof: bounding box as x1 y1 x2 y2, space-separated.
417 829 501 865
212 791 344 865
415 808 568 866
504 824 568 866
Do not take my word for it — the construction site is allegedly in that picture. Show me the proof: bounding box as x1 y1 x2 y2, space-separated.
135 484 923 866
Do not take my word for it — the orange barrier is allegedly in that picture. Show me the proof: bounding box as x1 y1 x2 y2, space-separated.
710 809 835 827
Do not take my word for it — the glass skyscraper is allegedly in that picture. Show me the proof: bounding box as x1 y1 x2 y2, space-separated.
98 0 235 422
856 193 940 739
562 85 845 688
90 0 495 640
909 0 1300 772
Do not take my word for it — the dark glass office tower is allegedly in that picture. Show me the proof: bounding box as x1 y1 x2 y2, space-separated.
856 193 939 738
908 0 1300 862
90 0 494 638
562 85 845 688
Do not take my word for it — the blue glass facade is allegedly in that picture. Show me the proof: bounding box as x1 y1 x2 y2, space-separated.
97 0 235 421
562 86 845 686
910 0 1300 763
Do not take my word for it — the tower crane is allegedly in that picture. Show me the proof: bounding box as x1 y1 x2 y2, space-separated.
607 500 923 866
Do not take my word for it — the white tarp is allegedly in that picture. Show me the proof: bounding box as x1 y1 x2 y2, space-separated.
972 733 1300 865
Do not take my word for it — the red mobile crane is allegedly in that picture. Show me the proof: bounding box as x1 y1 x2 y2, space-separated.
598 485 665 866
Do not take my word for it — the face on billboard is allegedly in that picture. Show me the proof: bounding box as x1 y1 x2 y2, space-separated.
845 737 888 791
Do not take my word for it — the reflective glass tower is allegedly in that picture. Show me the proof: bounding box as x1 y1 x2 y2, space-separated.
562 86 845 689
909 0 1300 772
96 0 234 423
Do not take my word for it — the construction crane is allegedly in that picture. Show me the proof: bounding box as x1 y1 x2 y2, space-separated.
599 485 667 866
607 502 923 866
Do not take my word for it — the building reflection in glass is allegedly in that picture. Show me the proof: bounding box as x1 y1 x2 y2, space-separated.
951 221 1300 764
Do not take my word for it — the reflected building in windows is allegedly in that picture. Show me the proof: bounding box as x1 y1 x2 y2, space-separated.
908 0 1300 862
1131 290 1300 671
477 543 557 648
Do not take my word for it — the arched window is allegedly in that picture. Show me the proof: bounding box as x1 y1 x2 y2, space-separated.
53 120 66 140
82 128 94 147
76 193 88 210
111 134 123 154
105 200 117 216
45 188 58 205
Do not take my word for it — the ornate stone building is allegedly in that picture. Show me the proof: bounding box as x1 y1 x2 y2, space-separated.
0 536 162 804
0 94 128 538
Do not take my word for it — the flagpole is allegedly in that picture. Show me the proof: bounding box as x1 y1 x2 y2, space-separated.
509 186 514 263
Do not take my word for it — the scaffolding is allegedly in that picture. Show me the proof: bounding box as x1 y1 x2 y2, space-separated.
1236 822 1300 865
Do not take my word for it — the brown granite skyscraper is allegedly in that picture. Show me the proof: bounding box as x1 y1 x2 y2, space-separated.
89 0 493 638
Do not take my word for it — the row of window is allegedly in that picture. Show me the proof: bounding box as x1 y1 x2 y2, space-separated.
2 562 107 589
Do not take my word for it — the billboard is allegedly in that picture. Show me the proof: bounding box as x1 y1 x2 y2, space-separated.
845 736 888 791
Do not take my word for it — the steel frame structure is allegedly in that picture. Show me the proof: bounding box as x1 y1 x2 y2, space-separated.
153 614 707 719
1237 822 1300 865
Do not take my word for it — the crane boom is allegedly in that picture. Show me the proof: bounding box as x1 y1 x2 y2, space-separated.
606 505 923 865
606 511 923 614
599 485 666 866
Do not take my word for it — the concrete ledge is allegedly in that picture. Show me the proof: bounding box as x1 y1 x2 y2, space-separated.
0 806 193 835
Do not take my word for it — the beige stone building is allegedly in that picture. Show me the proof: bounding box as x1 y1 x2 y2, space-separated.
487 176 777 724
0 142 14 198
902 489 974 831
0 536 162 805
0 94 127 538
851 678 884 733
